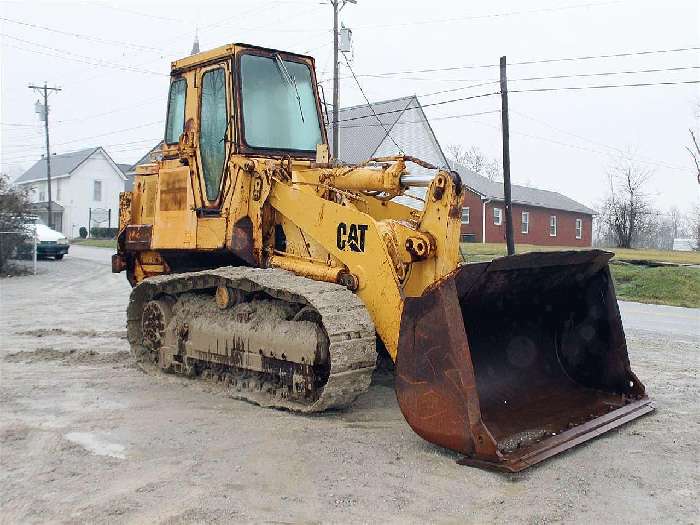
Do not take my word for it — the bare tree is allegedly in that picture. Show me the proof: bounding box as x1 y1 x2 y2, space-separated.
668 206 684 240
687 129 700 184
599 162 654 249
689 204 700 250
447 144 502 182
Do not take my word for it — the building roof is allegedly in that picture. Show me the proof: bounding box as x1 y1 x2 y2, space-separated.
116 163 131 174
126 94 594 216
14 147 126 184
450 160 597 215
328 96 431 164
15 148 97 184
130 141 164 172
29 201 65 212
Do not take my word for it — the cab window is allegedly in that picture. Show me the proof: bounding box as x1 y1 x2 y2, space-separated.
199 68 228 201
164 79 186 144
240 53 322 152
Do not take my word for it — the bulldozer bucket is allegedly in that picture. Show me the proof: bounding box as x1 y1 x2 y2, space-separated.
395 250 654 472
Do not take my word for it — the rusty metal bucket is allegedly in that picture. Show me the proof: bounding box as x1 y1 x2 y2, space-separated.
395 250 654 472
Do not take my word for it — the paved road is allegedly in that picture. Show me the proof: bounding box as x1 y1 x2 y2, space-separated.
66 245 700 342
619 300 699 341
1 256 697 524
67 244 113 265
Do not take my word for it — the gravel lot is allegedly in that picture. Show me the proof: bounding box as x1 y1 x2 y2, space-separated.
1 252 698 524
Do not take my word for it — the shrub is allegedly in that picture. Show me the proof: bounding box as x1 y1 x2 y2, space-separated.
90 227 118 239
79 226 88 239
0 174 32 272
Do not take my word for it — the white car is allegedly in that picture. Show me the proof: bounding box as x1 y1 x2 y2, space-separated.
24 222 70 260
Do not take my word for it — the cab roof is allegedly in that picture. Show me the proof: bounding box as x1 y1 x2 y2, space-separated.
170 43 315 74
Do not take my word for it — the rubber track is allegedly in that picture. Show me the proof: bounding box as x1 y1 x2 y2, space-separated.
127 267 377 412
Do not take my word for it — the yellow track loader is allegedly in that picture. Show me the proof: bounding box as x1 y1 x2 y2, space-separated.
114 43 653 472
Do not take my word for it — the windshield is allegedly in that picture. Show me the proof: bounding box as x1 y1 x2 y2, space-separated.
240 54 322 152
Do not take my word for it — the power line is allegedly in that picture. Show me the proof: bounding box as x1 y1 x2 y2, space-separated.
338 109 501 128
1 136 161 164
418 81 501 98
62 0 289 85
413 65 700 98
336 79 697 117
340 51 403 153
55 96 163 124
52 120 164 148
351 1 624 30
78 2 190 24
334 92 500 124
348 46 700 78
511 46 700 68
333 76 697 124
467 115 687 171
508 79 700 94
2 35 167 76
1 96 163 132
508 65 700 83
0 15 166 51
510 109 687 170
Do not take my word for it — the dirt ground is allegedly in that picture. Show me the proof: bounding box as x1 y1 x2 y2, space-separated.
1 255 698 524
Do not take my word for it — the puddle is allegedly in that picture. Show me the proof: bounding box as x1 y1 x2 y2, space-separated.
64 432 126 459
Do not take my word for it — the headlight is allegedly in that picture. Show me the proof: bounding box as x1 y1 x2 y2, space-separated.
57 237 68 245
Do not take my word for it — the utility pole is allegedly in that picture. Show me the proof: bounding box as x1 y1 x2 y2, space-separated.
29 82 61 229
331 0 356 162
499 57 515 256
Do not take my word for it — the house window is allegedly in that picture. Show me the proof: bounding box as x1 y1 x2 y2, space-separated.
521 211 529 234
56 180 61 201
550 215 557 236
39 189 45 202
93 180 102 201
576 218 583 239
493 207 502 225
461 207 470 225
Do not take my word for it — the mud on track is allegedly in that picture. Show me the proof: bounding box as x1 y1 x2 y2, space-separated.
1 254 698 524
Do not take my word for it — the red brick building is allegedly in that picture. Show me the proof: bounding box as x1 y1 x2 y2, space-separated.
453 164 595 247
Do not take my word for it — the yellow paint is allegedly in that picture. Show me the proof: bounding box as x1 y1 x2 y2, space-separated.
151 166 197 249
116 42 467 362
269 254 345 284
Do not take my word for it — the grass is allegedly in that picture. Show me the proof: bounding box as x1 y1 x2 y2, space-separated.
610 263 700 308
459 242 700 308
71 238 117 249
65 238 698 307
460 242 700 265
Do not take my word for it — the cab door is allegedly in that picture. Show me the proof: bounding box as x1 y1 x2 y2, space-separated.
196 62 232 208
152 76 198 249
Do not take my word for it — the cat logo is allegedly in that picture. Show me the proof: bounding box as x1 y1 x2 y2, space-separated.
336 222 368 252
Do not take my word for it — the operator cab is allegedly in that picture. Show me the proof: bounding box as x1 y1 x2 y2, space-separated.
163 44 328 206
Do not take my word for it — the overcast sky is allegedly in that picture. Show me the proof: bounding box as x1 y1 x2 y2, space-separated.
1 0 698 213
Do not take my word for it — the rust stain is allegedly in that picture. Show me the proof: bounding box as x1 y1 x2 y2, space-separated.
395 250 654 471
125 225 153 251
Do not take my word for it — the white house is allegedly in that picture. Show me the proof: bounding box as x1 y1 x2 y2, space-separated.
14 147 127 238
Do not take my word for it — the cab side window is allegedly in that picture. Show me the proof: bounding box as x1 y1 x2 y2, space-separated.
199 68 228 202
165 79 187 144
